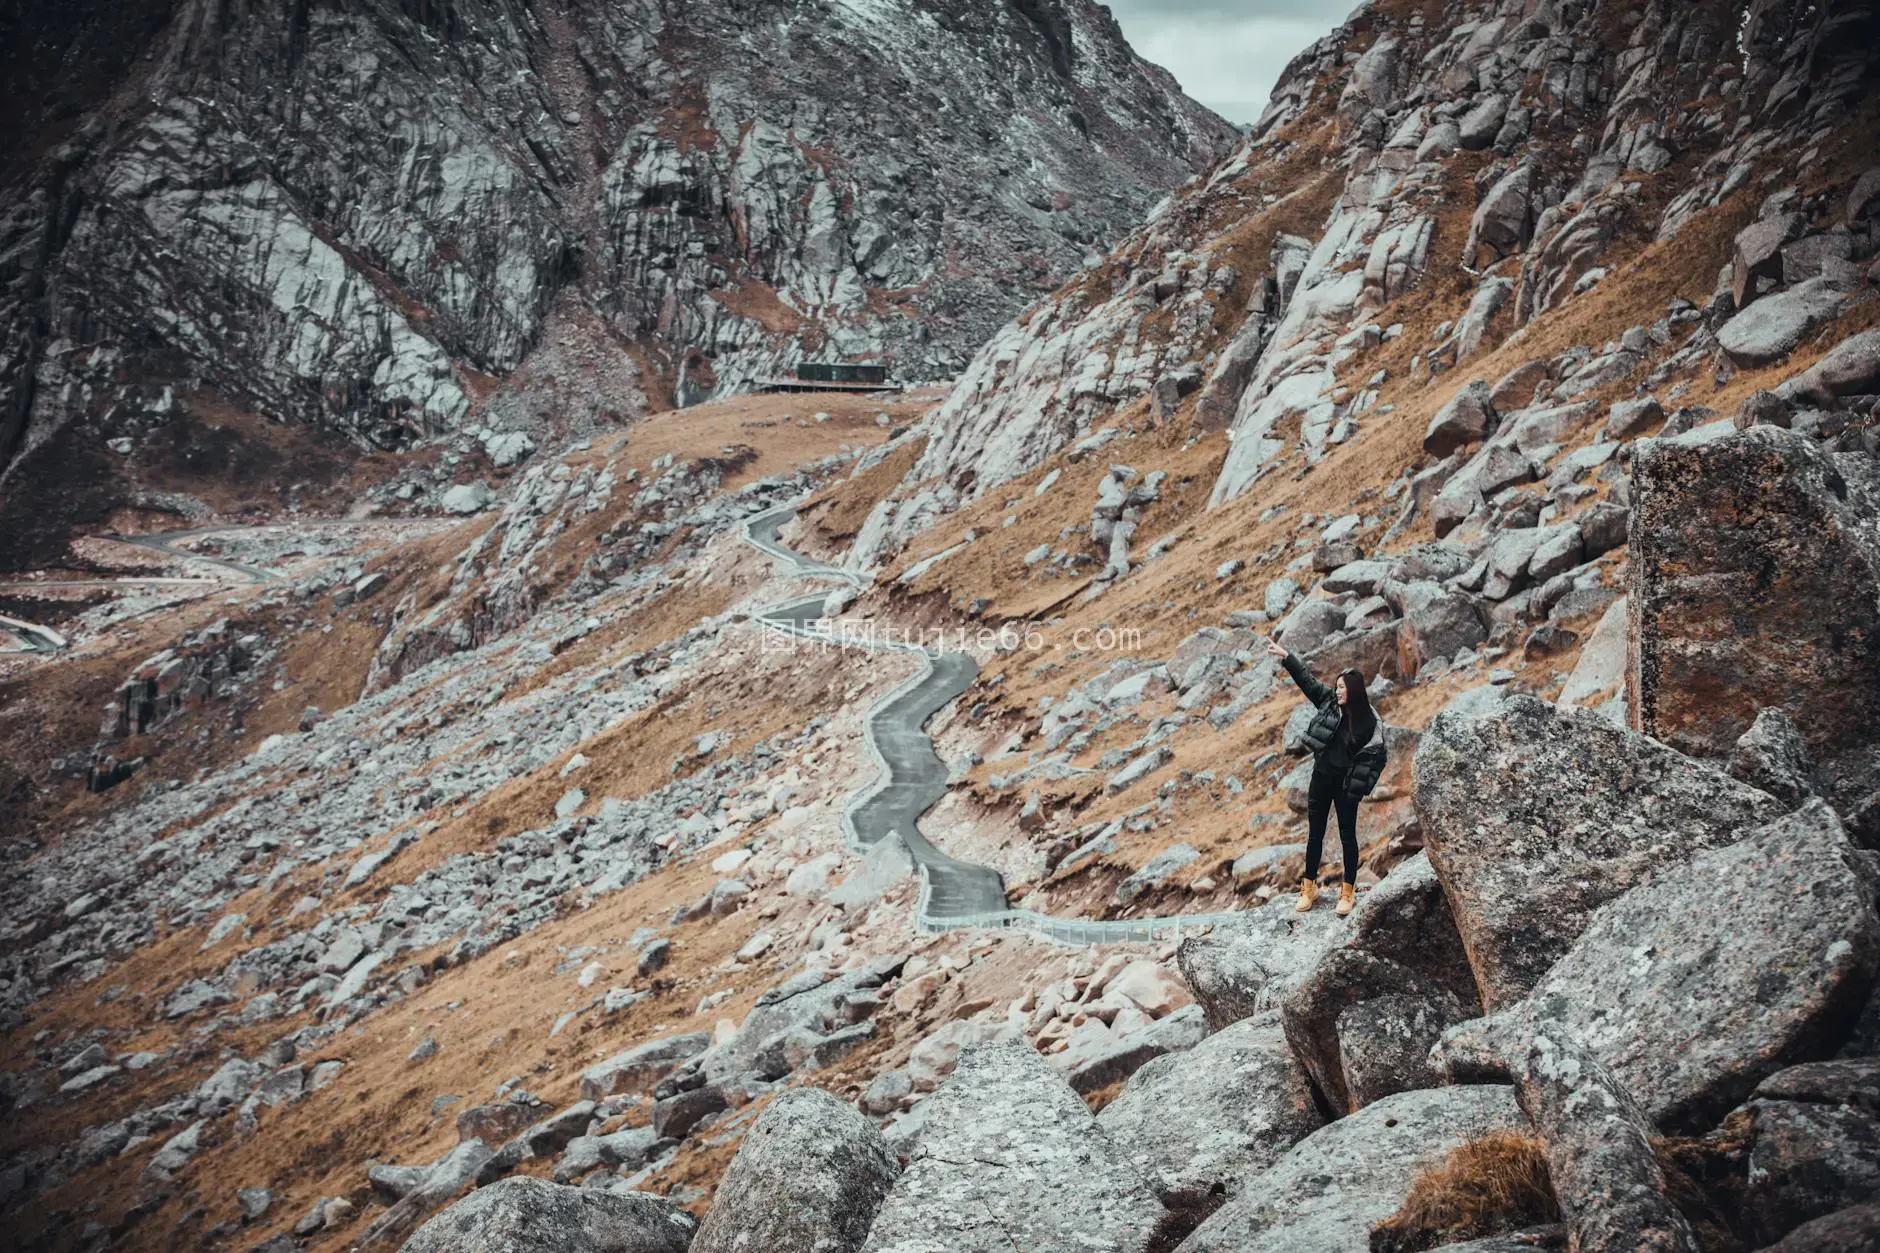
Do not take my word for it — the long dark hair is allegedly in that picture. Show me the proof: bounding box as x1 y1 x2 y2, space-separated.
1339 669 1377 748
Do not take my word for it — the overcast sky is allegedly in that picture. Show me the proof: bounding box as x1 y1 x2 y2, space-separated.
1105 0 1347 124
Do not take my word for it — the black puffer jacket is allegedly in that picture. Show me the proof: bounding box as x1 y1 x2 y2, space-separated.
1282 655 1389 799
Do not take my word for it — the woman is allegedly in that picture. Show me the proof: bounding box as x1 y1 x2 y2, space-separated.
1264 637 1387 916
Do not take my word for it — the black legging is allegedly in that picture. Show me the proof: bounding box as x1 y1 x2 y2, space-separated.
1305 769 1360 883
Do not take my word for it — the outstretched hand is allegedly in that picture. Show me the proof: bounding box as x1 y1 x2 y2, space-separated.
1265 637 1289 660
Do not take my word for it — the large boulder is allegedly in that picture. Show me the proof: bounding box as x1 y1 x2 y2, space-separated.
1279 854 1480 1112
1415 695 1784 1009
399 1178 696 1253
1630 428 1880 844
1732 212 1806 306
580 1034 712 1100
1173 1086 1528 1252
357 1140 495 1248
693 1088 898 1253
1444 801 1879 1131
1096 1011 1321 1204
1302 620 1402 683
861 1042 1165 1253
1424 379 1498 457
1395 586 1487 676
1756 1204 1880 1252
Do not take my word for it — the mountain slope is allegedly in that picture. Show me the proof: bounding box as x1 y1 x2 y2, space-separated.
0 0 1234 568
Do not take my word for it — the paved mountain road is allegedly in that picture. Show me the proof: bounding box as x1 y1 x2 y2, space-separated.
742 503 1245 944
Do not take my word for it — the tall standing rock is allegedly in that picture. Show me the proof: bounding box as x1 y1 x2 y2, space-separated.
862 1041 1165 1253
692 1088 899 1253
1415 695 1783 1010
1629 428 1880 845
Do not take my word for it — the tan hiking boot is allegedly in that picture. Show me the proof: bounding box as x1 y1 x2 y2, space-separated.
1295 879 1320 912
1336 882 1357 917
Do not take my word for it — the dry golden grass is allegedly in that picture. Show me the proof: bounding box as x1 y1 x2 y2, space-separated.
1371 1131 1561 1252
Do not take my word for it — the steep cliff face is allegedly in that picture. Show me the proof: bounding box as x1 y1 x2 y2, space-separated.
854 0 1880 564
0 0 1232 567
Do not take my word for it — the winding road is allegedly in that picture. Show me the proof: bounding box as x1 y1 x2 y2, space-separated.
1 519 450 654
743 503 1244 945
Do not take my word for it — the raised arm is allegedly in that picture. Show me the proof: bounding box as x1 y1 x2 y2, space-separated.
1267 638 1333 706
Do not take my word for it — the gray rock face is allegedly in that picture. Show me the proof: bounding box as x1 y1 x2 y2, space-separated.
1415 694 1784 1009
400 1177 697 1253
862 1041 1165 1253
1096 1011 1321 1204
1757 1204 1880 1252
1280 853 1479 1112
579 1034 712 1100
356 1139 496 1248
1336 992 1456 1109
1174 1086 1528 1252
1424 379 1498 456
1744 1094 1880 1243
1630 428 1880 845
1396 587 1488 675
694 1088 898 1253
1448 801 1879 1131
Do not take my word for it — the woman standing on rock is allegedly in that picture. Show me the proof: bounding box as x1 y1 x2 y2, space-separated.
1264 638 1386 917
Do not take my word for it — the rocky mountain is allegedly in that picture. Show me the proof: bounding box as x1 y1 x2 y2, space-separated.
0 0 1232 568
851 0 1880 560
5 0 1880 1251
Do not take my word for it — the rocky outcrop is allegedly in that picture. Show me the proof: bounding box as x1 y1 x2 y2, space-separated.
400 1178 697 1253
1174 1085 1528 1252
1629 428 1880 845
850 0 1880 562
693 1088 898 1253
1416 695 1784 1009
862 1041 1164 1253
1743 1060 1880 1243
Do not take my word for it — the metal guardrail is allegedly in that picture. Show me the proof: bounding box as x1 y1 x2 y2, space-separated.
740 503 1249 947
